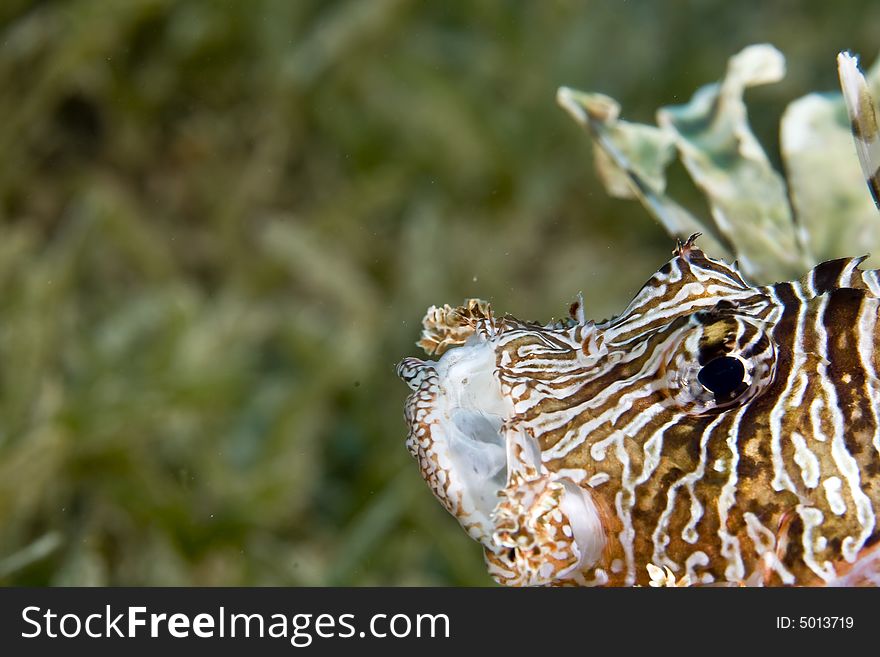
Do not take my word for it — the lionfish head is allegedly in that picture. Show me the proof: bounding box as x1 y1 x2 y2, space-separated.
399 238 768 584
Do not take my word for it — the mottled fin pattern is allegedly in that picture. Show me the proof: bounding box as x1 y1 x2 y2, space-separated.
838 52 880 209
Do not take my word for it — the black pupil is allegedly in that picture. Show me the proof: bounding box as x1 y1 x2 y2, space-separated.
697 356 746 401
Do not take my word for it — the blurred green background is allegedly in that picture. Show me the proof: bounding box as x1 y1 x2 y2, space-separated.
0 0 877 585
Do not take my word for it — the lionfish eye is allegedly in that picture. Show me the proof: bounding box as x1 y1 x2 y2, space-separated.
661 313 776 415
697 356 746 402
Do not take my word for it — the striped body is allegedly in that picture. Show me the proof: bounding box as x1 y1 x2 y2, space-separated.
399 242 880 586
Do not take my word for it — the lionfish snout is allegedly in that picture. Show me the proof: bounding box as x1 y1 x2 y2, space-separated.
397 301 612 580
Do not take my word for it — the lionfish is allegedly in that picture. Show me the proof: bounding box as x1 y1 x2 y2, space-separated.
397 52 880 586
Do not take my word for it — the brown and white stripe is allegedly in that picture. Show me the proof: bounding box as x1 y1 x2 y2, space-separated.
400 240 880 586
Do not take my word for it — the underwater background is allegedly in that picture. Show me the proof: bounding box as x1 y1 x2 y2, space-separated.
0 0 878 585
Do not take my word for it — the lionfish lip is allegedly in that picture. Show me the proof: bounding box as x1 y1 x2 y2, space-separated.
399 337 514 545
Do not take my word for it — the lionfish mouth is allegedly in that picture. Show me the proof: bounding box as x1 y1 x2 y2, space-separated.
397 301 608 586
398 337 511 536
